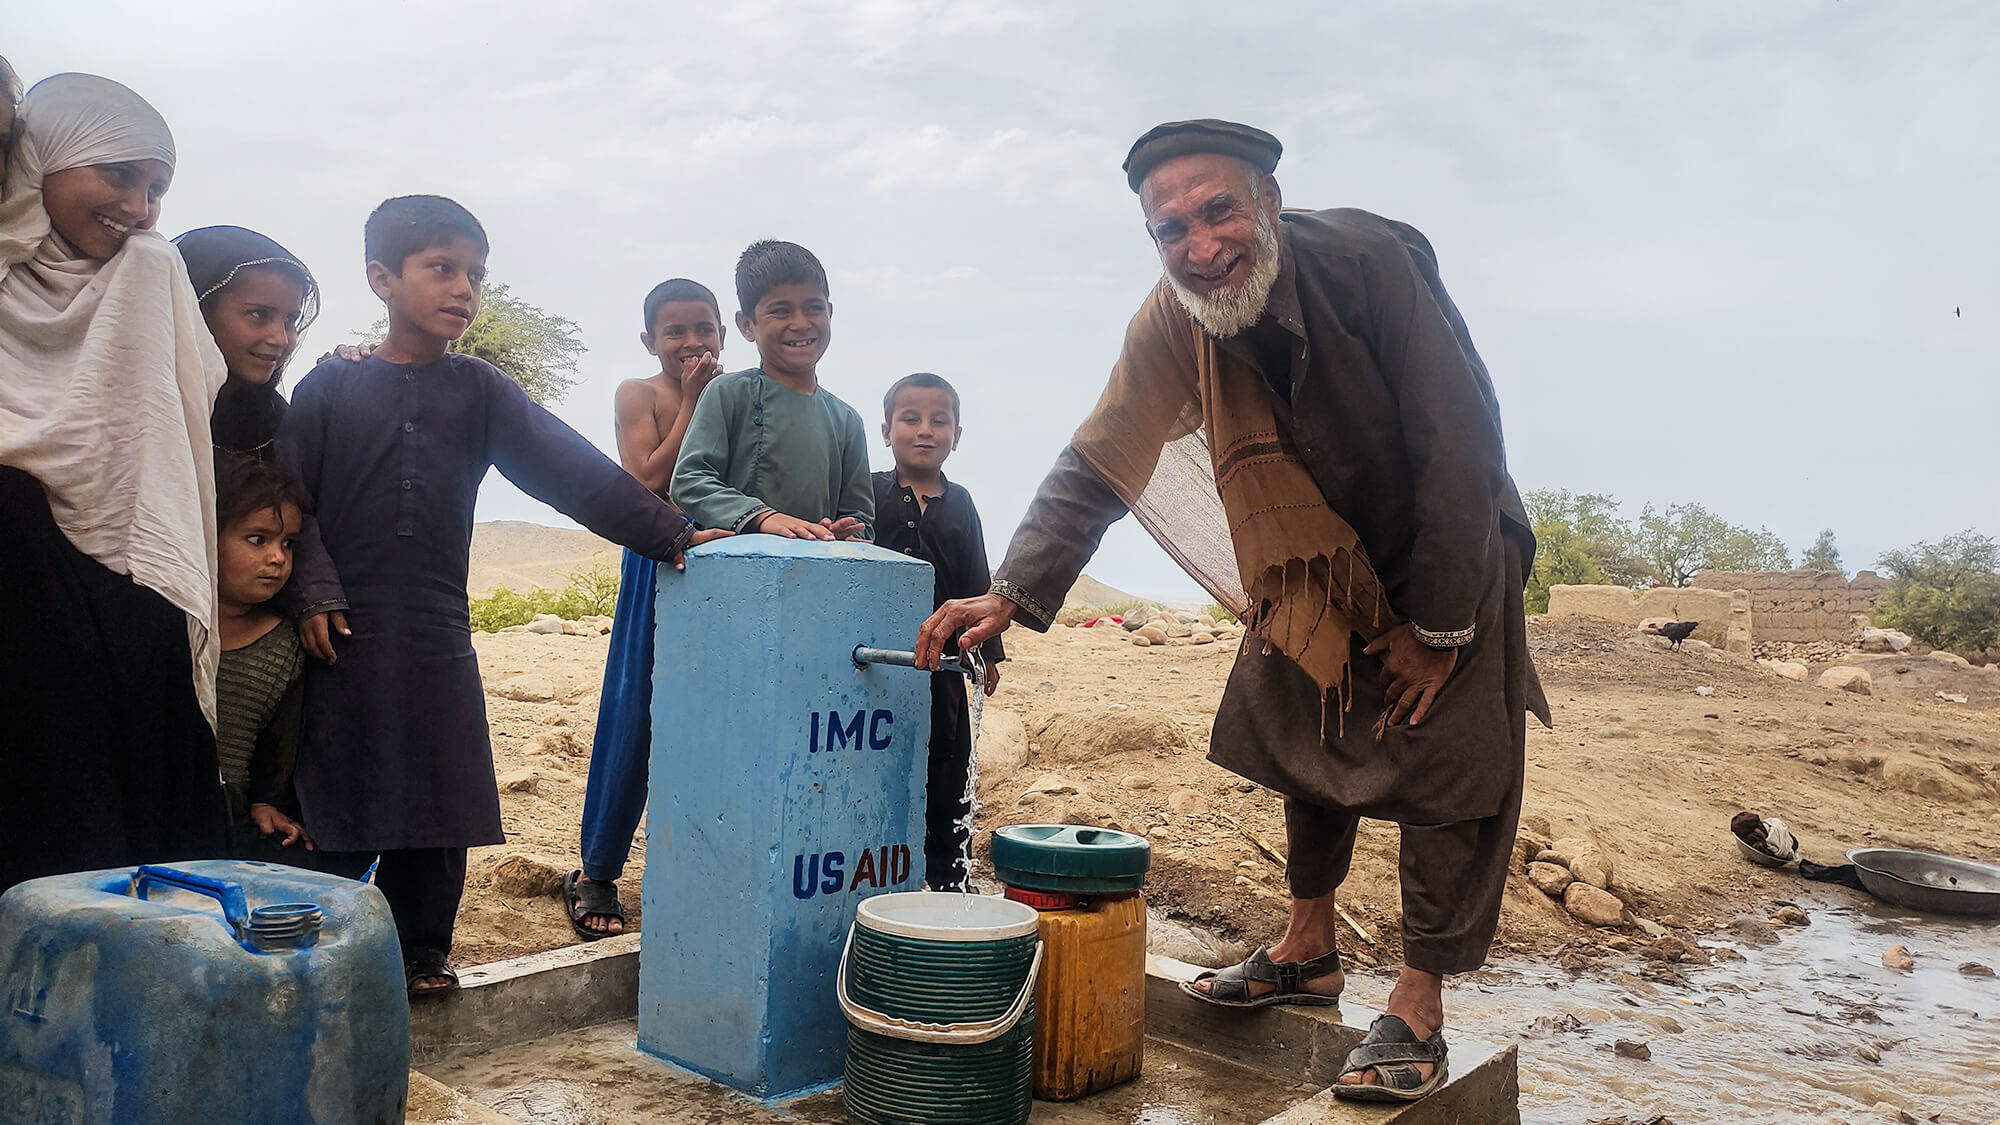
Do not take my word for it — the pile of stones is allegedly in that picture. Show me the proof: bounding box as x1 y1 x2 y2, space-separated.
495 613 613 637
1517 829 1628 927
1116 610 1244 649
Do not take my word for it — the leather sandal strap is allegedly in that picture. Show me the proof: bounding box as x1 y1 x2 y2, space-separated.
1370 1063 1424 1091
1190 947 1277 1003
1341 1016 1447 1077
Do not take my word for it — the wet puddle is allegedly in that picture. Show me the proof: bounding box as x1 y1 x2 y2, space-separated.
1342 897 2000 1123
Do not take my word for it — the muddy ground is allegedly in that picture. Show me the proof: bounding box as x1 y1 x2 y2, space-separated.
449 616 2000 971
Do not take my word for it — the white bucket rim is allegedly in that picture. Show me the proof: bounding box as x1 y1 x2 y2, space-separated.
856 891 1039 942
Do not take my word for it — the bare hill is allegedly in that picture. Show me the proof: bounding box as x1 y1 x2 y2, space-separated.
471 522 1157 608
1064 573 1145 610
468 521 618 595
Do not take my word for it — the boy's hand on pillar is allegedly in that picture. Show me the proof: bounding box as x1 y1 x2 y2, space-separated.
755 512 835 540
917 594 1016 671
300 609 349 664
823 517 867 541
667 528 733 570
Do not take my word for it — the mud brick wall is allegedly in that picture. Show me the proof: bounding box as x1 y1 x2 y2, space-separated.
1545 585 1752 654
1691 570 1889 644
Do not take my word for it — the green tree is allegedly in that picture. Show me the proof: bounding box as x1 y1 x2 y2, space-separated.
1522 489 1652 612
1874 531 2000 652
1800 528 1843 574
367 279 584 406
1636 502 1791 587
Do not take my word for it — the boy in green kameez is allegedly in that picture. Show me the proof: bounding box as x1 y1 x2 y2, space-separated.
670 240 873 539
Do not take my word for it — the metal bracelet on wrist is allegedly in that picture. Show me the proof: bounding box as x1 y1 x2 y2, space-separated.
1411 623 1475 649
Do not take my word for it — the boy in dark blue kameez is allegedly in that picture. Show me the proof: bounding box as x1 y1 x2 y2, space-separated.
278 196 723 994
871 374 1003 891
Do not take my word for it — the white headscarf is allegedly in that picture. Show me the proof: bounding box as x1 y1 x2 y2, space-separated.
0 74 228 727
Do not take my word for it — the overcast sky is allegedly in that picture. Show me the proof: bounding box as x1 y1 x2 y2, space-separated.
11 2 1995 600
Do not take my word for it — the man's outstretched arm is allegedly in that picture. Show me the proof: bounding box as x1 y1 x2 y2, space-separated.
915 445 1129 668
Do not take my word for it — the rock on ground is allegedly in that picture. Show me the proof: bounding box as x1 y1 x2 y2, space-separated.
1033 706 1196 762
1642 936 1710 965
1024 773 1080 797
1860 627 1913 653
1528 862 1575 896
1818 666 1873 695
489 853 567 898
493 675 558 703
1569 851 1614 890
975 708 1030 778
1881 944 1915 971
1564 882 1626 927
1147 911 1253 968
1769 661 1809 682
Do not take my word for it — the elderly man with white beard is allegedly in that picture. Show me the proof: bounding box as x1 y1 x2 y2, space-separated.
915 119 1549 1103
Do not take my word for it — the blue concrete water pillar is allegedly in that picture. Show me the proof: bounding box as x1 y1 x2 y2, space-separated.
639 538 933 1100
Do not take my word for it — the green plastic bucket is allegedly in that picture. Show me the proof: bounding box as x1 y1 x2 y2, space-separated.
840 892 1042 1125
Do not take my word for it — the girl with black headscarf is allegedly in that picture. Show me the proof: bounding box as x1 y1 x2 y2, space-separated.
175 225 320 456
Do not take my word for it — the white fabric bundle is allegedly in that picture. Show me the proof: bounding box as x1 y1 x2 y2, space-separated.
0 73 227 726
1761 817 1800 864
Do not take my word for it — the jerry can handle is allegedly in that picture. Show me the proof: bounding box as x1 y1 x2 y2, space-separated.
835 922 1042 1045
131 865 251 943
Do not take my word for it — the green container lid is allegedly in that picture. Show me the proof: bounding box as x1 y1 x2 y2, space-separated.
990 824 1151 894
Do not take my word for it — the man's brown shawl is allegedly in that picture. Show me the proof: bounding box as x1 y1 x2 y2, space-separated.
1070 282 1395 729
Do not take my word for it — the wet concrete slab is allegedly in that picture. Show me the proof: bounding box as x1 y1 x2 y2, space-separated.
420 1019 1317 1125
409 1070 523 1124
411 934 1520 1124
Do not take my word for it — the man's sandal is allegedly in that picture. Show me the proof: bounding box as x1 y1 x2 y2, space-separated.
1334 1014 1449 1102
563 869 625 942
1179 946 1343 1009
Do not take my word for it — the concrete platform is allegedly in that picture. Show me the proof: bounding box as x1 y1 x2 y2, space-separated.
421 1020 1319 1124
408 938 1517 1124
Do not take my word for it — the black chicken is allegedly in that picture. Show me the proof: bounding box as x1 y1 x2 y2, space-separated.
1657 620 1699 649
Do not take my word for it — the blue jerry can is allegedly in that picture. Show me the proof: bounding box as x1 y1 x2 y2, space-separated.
0 860 409 1124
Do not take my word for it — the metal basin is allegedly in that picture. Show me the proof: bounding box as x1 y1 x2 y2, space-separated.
1846 848 2000 917
1734 835 1794 869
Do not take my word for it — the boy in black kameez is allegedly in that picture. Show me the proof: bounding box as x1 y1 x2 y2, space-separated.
871 374 1003 891
278 196 724 995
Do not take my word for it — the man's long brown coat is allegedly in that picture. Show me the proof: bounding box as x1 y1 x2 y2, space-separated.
992 208 1550 826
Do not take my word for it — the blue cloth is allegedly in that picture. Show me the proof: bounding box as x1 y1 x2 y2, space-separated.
579 547 660 881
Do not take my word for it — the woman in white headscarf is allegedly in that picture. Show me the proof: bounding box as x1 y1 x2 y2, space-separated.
0 56 20 184
0 72 230 892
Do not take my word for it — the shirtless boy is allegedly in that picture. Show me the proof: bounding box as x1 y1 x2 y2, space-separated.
565 278 727 937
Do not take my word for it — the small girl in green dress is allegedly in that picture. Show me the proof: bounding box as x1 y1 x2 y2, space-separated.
212 451 314 863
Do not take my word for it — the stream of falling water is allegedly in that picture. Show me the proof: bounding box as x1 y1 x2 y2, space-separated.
1340 896 2000 1123
955 648 986 885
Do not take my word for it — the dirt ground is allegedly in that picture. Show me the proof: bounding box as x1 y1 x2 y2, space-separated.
452 615 2000 970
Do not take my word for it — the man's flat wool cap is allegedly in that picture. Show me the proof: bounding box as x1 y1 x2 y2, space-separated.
1123 119 1282 192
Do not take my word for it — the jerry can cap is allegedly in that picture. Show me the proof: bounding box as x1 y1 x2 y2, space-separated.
991 824 1150 894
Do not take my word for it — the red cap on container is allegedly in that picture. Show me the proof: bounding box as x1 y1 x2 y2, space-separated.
1003 886 1079 911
